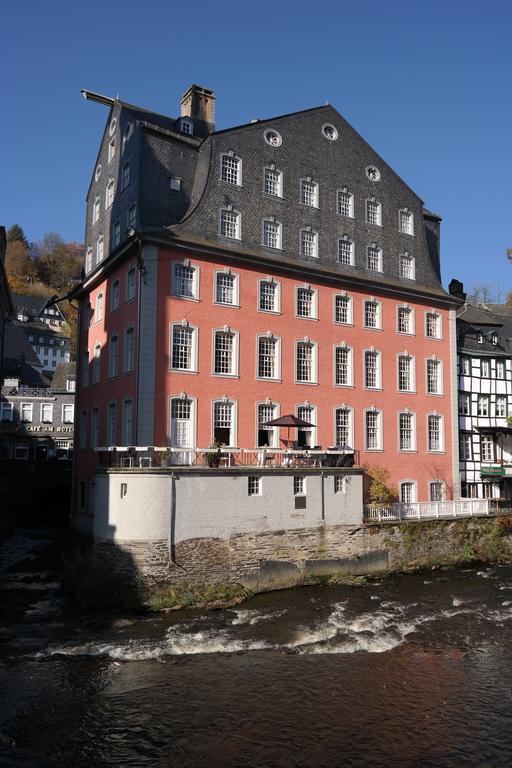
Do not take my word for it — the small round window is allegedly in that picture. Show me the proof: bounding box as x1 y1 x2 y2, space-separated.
109 117 117 136
322 123 338 141
95 164 102 181
264 129 282 147
366 165 381 182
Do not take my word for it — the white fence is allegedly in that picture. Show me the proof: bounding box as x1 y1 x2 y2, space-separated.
364 499 490 523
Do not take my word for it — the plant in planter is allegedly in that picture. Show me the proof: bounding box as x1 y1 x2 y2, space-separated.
205 440 223 468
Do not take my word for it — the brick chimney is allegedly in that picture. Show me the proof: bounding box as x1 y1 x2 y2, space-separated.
180 84 215 137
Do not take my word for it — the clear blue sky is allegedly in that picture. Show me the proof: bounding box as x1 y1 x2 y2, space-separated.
1 0 510 296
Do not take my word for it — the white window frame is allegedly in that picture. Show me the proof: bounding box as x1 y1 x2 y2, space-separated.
399 252 416 280
295 285 318 320
219 208 241 240
481 359 490 378
334 344 353 387
429 481 446 502
397 353 416 393
398 411 416 451
334 294 353 325
126 265 136 301
294 476 306 495
427 413 444 452
256 401 280 448
108 334 119 378
258 277 281 314
366 243 383 272
40 403 53 423
124 326 135 373
85 247 93 273
220 153 242 186
171 260 199 301
121 161 130 190
62 403 74 424
180 118 193 135
425 311 442 340
426 357 443 395
363 299 382 330
214 269 240 307
248 476 261 496
127 204 136 229
212 327 239 377
170 322 198 373
105 178 115 209
337 237 355 266
336 188 354 218
122 398 133 446
108 136 116 163
481 434 494 463
363 348 382 389
168 394 197 451
400 480 417 503
333 406 354 448
212 398 238 447
299 228 318 258
459 433 472 461
96 292 104 323
496 395 507 418
477 394 490 417
496 360 505 379
262 219 282 250
399 208 415 236
263 166 283 198
96 236 104 264
92 196 100 225
397 305 415 335
458 392 470 416
107 401 117 447
295 339 318 384
256 334 281 380
364 408 383 451
111 279 120 311
300 178 319 208
296 403 317 448
365 198 382 226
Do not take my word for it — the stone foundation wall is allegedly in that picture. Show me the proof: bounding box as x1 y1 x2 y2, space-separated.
95 516 512 592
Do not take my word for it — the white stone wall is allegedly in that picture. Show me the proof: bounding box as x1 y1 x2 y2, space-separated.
92 470 363 543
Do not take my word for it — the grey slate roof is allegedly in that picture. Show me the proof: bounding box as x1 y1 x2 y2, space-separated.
51 362 76 392
2 323 49 386
457 303 512 356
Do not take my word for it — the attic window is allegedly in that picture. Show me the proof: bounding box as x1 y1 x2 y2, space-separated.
477 332 483 343
322 123 338 141
109 117 117 136
181 118 193 135
264 129 282 147
492 334 498 345
169 177 181 191
95 164 102 182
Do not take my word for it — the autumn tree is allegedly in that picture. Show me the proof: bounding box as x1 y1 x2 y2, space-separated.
33 233 83 291
363 466 398 505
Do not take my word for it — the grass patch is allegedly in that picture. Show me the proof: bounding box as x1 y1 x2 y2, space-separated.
143 582 252 612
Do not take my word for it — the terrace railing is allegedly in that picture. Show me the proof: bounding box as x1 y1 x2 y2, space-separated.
364 499 490 523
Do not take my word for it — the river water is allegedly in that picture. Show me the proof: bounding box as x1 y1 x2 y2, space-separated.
2 529 512 767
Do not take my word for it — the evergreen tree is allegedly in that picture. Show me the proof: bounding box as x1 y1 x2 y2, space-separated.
6 223 29 248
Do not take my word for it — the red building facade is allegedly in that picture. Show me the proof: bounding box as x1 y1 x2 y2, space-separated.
74 86 459 520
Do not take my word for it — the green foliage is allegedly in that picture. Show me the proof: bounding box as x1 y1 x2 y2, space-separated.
364 465 398 505
6 223 28 247
144 582 252 611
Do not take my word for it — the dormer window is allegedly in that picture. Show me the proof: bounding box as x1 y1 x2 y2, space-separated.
492 334 498 345
300 179 319 208
221 154 242 185
108 137 116 163
180 118 193 135
399 208 414 235
477 331 483 344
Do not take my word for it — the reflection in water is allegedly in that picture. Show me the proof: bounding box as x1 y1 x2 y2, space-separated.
2 532 512 766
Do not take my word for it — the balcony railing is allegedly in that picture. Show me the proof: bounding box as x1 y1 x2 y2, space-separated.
94 446 360 469
364 498 490 523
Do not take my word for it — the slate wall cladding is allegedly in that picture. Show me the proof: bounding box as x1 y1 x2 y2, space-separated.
173 106 443 295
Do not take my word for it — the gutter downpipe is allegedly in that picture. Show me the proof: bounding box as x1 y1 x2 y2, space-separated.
321 471 325 522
